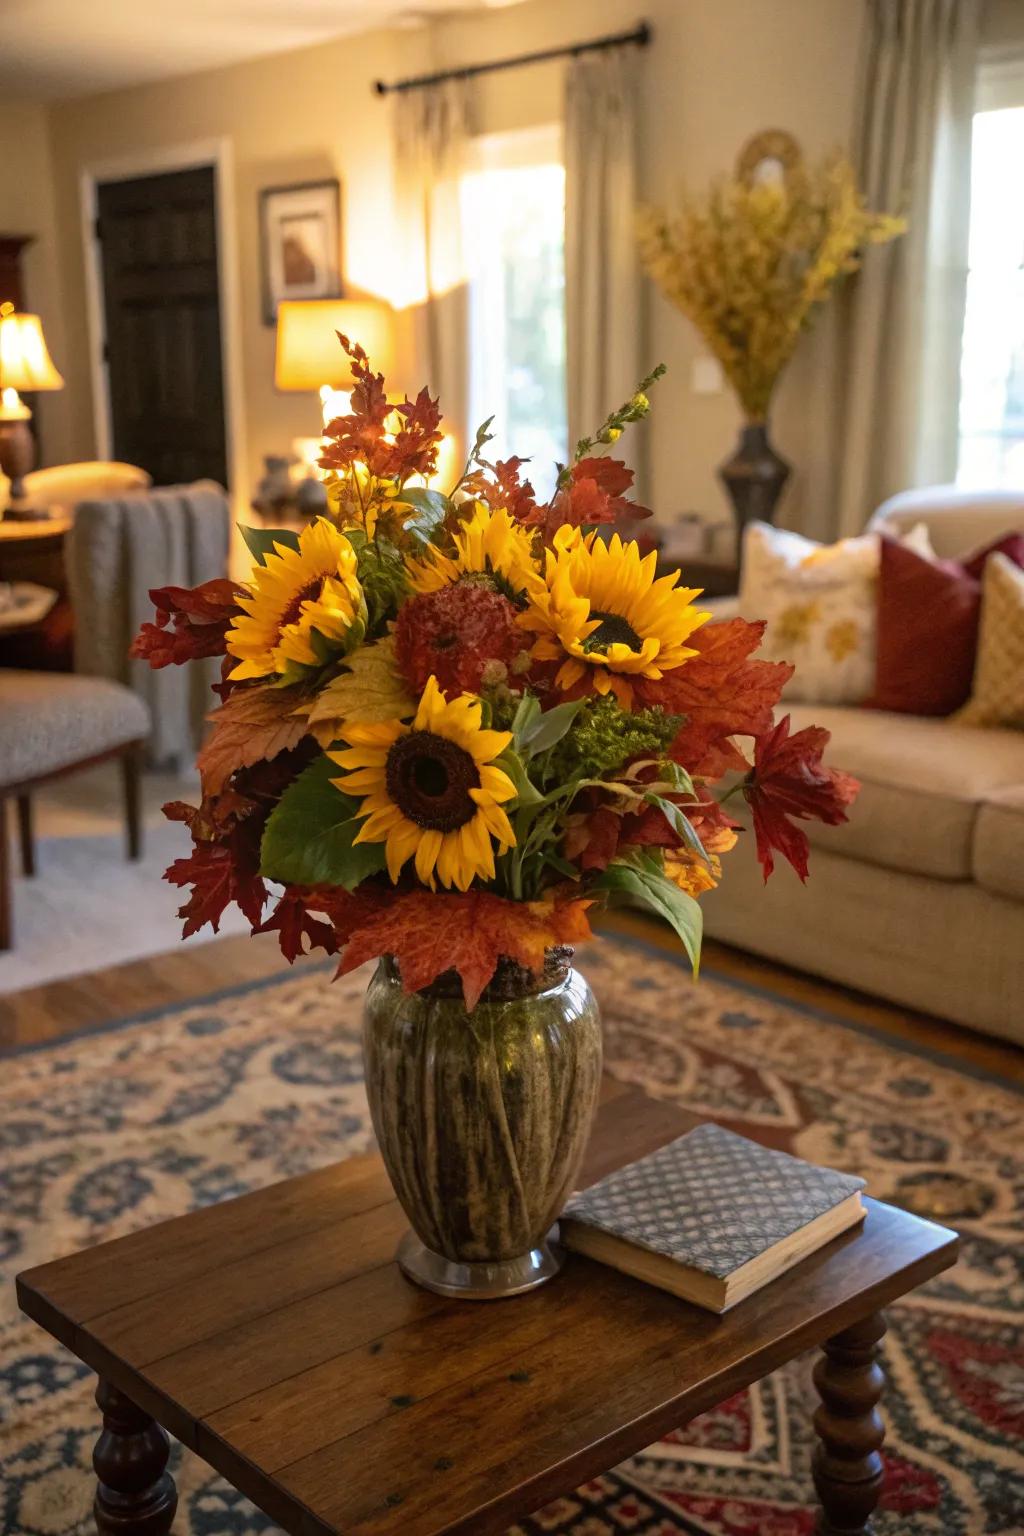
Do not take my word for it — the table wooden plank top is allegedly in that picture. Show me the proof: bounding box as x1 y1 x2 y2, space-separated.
17 1082 957 1536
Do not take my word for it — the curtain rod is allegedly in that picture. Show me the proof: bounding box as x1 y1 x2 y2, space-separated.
373 21 651 96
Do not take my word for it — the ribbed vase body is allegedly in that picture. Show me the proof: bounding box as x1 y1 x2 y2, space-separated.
362 959 603 1264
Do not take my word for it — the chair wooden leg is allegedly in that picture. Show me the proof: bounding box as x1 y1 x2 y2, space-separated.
0 798 11 951
16 793 35 877
121 745 142 862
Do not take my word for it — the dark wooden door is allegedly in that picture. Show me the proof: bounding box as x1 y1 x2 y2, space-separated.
96 167 228 488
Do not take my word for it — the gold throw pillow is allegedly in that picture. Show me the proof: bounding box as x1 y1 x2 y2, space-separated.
957 553 1024 730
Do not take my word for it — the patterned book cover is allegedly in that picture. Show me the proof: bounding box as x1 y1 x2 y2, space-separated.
563 1122 866 1280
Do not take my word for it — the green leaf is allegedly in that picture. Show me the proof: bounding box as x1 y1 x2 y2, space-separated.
541 852 581 881
498 747 543 807
520 697 587 755
659 759 695 796
240 523 301 566
643 793 710 866
260 753 386 889
511 693 542 749
594 856 703 974
397 486 452 545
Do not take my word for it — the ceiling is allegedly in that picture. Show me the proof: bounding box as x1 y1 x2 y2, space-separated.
1 0 519 103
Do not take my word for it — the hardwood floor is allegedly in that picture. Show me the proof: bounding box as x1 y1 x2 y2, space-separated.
0 932 292 1052
2 913 1021 1086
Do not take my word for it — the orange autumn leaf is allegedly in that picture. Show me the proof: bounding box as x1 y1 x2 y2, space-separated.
461 455 539 522
637 618 793 774
198 684 313 797
319 333 443 485
523 457 651 541
338 889 594 1009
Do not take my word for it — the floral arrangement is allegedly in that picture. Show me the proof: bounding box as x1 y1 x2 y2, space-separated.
637 153 904 420
131 336 858 1008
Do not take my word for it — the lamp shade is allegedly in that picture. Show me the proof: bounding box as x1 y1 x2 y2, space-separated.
0 311 64 392
275 299 395 391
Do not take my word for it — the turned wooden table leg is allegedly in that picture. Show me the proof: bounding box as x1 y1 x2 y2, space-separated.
812 1311 887 1535
93 1379 177 1536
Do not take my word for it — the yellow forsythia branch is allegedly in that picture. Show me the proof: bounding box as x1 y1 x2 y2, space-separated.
636 153 905 421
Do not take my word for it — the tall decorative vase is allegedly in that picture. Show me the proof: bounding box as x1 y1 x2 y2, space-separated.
363 951 603 1300
718 420 791 552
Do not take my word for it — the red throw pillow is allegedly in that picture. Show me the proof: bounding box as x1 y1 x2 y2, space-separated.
960 530 1024 581
870 536 981 715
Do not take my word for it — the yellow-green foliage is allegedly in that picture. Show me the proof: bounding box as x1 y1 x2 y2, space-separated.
637 155 905 420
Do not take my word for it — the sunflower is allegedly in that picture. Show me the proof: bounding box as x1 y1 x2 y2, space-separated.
407 502 540 600
520 528 710 707
329 675 516 891
226 519 365 682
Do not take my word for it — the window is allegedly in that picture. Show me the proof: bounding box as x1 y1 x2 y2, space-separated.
460 125 567 500
957 58 1024 489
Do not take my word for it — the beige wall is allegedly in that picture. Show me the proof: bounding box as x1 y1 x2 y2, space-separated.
44 0 865 536
0 102 73 464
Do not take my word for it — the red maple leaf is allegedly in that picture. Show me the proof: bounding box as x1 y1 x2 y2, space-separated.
165 840 267 937
744 715 859 882
525 456 651 540
256 886 340 963
637 618 793 777
462 456 539 522
197 684 314 797
565 805 621 872
130 578 241 668
338 889 594 1009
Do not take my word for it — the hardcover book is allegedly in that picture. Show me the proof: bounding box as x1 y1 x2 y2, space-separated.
561 1122 866 1312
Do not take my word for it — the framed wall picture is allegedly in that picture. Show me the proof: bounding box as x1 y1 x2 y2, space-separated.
260 179 341 325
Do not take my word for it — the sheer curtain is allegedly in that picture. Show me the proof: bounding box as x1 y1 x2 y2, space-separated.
834 0 980 535
392 80 471 470
564 47 641 459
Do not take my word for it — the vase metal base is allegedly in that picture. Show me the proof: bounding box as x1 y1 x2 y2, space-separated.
397 1228 565 1300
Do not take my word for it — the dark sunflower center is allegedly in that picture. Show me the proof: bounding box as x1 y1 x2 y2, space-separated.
278 576 326 631
581 610 642 653
386 730 480 832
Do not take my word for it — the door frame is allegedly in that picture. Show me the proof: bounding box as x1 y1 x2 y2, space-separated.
80 138 247 514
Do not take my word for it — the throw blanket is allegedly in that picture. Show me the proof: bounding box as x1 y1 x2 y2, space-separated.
67 482 229 765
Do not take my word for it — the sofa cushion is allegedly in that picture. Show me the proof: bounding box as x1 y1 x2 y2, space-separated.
974 786 1024 902
780 705 1024 880
0 670 150 786
869 536 981 715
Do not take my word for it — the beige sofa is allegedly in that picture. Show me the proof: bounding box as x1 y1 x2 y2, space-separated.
700 487 1024 1046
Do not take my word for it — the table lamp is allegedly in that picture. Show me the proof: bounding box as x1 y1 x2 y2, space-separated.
275 298 396 427
0 304 65 501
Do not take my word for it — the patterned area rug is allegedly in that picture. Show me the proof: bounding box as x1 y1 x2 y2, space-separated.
2 937 1022 1536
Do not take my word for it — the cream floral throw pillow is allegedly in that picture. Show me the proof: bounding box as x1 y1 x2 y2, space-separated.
957 553 1024 729
738 521 932 704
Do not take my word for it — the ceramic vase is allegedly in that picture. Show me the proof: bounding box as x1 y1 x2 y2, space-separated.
718 420 791 550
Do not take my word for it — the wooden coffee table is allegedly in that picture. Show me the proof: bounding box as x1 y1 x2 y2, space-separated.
17 1081 957 1536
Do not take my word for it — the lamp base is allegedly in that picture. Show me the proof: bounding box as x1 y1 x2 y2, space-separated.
0 418 35 500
